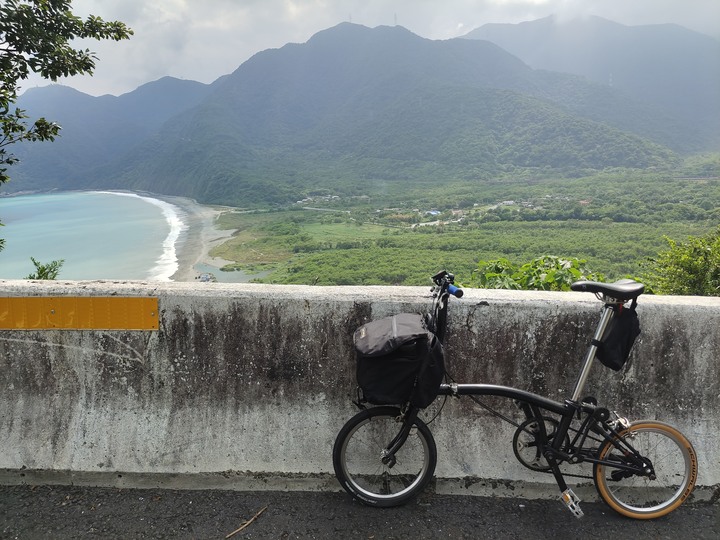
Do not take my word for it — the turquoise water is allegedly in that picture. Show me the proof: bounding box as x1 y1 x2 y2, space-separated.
0 191 185 280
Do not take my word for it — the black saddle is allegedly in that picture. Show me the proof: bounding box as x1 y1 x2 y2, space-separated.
570 279 644 301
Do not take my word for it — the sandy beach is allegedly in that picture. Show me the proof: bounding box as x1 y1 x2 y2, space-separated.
153 195 237 282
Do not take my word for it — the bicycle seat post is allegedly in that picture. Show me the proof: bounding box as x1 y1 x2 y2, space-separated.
570 302 615 402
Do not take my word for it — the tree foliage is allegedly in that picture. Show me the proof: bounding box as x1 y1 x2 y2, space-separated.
25 256 63 280
0 0 132 185
467 256 605 291
641 227 720 296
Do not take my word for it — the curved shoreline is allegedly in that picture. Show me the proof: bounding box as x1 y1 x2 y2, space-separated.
94 191 188 281
92 190 239 282
2 189 239 282
150 194 237 282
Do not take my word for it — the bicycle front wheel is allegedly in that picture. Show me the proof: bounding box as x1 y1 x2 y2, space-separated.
333 406 437 507
593 420 698 519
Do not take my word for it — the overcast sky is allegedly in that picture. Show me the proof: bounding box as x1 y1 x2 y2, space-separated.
20 0 720 97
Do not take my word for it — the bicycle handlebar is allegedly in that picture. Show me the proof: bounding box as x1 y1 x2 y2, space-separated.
431 270 463 298
447 284 463 298
429 270 461 342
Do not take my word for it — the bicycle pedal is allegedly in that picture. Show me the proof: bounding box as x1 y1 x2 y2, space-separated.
561 489 584 518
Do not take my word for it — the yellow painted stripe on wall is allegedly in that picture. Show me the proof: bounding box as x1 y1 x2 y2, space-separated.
0 297 159 330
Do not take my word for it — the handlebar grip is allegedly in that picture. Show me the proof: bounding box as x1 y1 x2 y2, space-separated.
447 284 463 298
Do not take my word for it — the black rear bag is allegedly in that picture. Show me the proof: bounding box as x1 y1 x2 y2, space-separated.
595 301 641 371
354 313 444 408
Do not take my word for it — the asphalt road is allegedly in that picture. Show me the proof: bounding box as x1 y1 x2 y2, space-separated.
1 485 717 539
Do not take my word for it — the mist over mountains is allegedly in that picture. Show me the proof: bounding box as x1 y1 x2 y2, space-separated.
463 15 720 147
10 17 719 206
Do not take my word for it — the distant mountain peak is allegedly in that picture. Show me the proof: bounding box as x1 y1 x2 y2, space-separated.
304 21 428 51
20 83 89 98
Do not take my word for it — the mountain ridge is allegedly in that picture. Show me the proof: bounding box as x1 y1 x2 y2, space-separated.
463 15 720 148
8 20 715 205
13 77 215 186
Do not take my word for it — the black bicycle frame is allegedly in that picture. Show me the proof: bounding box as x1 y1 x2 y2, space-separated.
435 382 646 474
437 383 567 415
394 278 652 494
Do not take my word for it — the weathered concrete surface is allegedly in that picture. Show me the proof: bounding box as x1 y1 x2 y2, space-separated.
0 280 718 500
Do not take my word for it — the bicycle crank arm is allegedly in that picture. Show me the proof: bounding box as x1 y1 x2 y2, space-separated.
543 451 584 518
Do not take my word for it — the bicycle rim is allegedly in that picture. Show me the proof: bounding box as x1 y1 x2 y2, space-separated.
333 407 436 507
594 421 697 519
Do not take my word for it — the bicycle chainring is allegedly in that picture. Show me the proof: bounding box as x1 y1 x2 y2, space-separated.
512 417 563 472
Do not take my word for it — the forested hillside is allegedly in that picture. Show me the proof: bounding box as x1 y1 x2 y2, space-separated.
205 170 719 285
9 22 708 206
13 77 214 188
106 23 682 206
464 15 720 151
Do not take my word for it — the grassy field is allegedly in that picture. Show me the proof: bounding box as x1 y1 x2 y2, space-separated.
207 169 719 285
209 210 714 285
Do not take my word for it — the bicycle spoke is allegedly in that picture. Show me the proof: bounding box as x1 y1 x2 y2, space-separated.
593 421 696 519
333 407 437 507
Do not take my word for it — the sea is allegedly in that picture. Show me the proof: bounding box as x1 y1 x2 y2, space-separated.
0 191 186 281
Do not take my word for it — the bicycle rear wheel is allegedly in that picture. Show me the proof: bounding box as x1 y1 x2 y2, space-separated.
333 406 437 507
593 420 697 519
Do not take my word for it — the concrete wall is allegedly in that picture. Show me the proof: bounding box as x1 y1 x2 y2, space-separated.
0 280 718 499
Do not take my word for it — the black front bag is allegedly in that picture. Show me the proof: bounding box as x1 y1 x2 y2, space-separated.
354 313 444 409
595 301 641 371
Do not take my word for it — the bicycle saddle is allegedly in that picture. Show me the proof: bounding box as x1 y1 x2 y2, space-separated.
570 279 644 301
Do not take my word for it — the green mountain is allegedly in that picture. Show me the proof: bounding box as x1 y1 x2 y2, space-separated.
12 77 214 188
464 15 720 151
9 23 695 205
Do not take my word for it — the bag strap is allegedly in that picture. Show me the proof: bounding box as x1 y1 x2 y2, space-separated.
620 298 638 314
407 335 433 403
